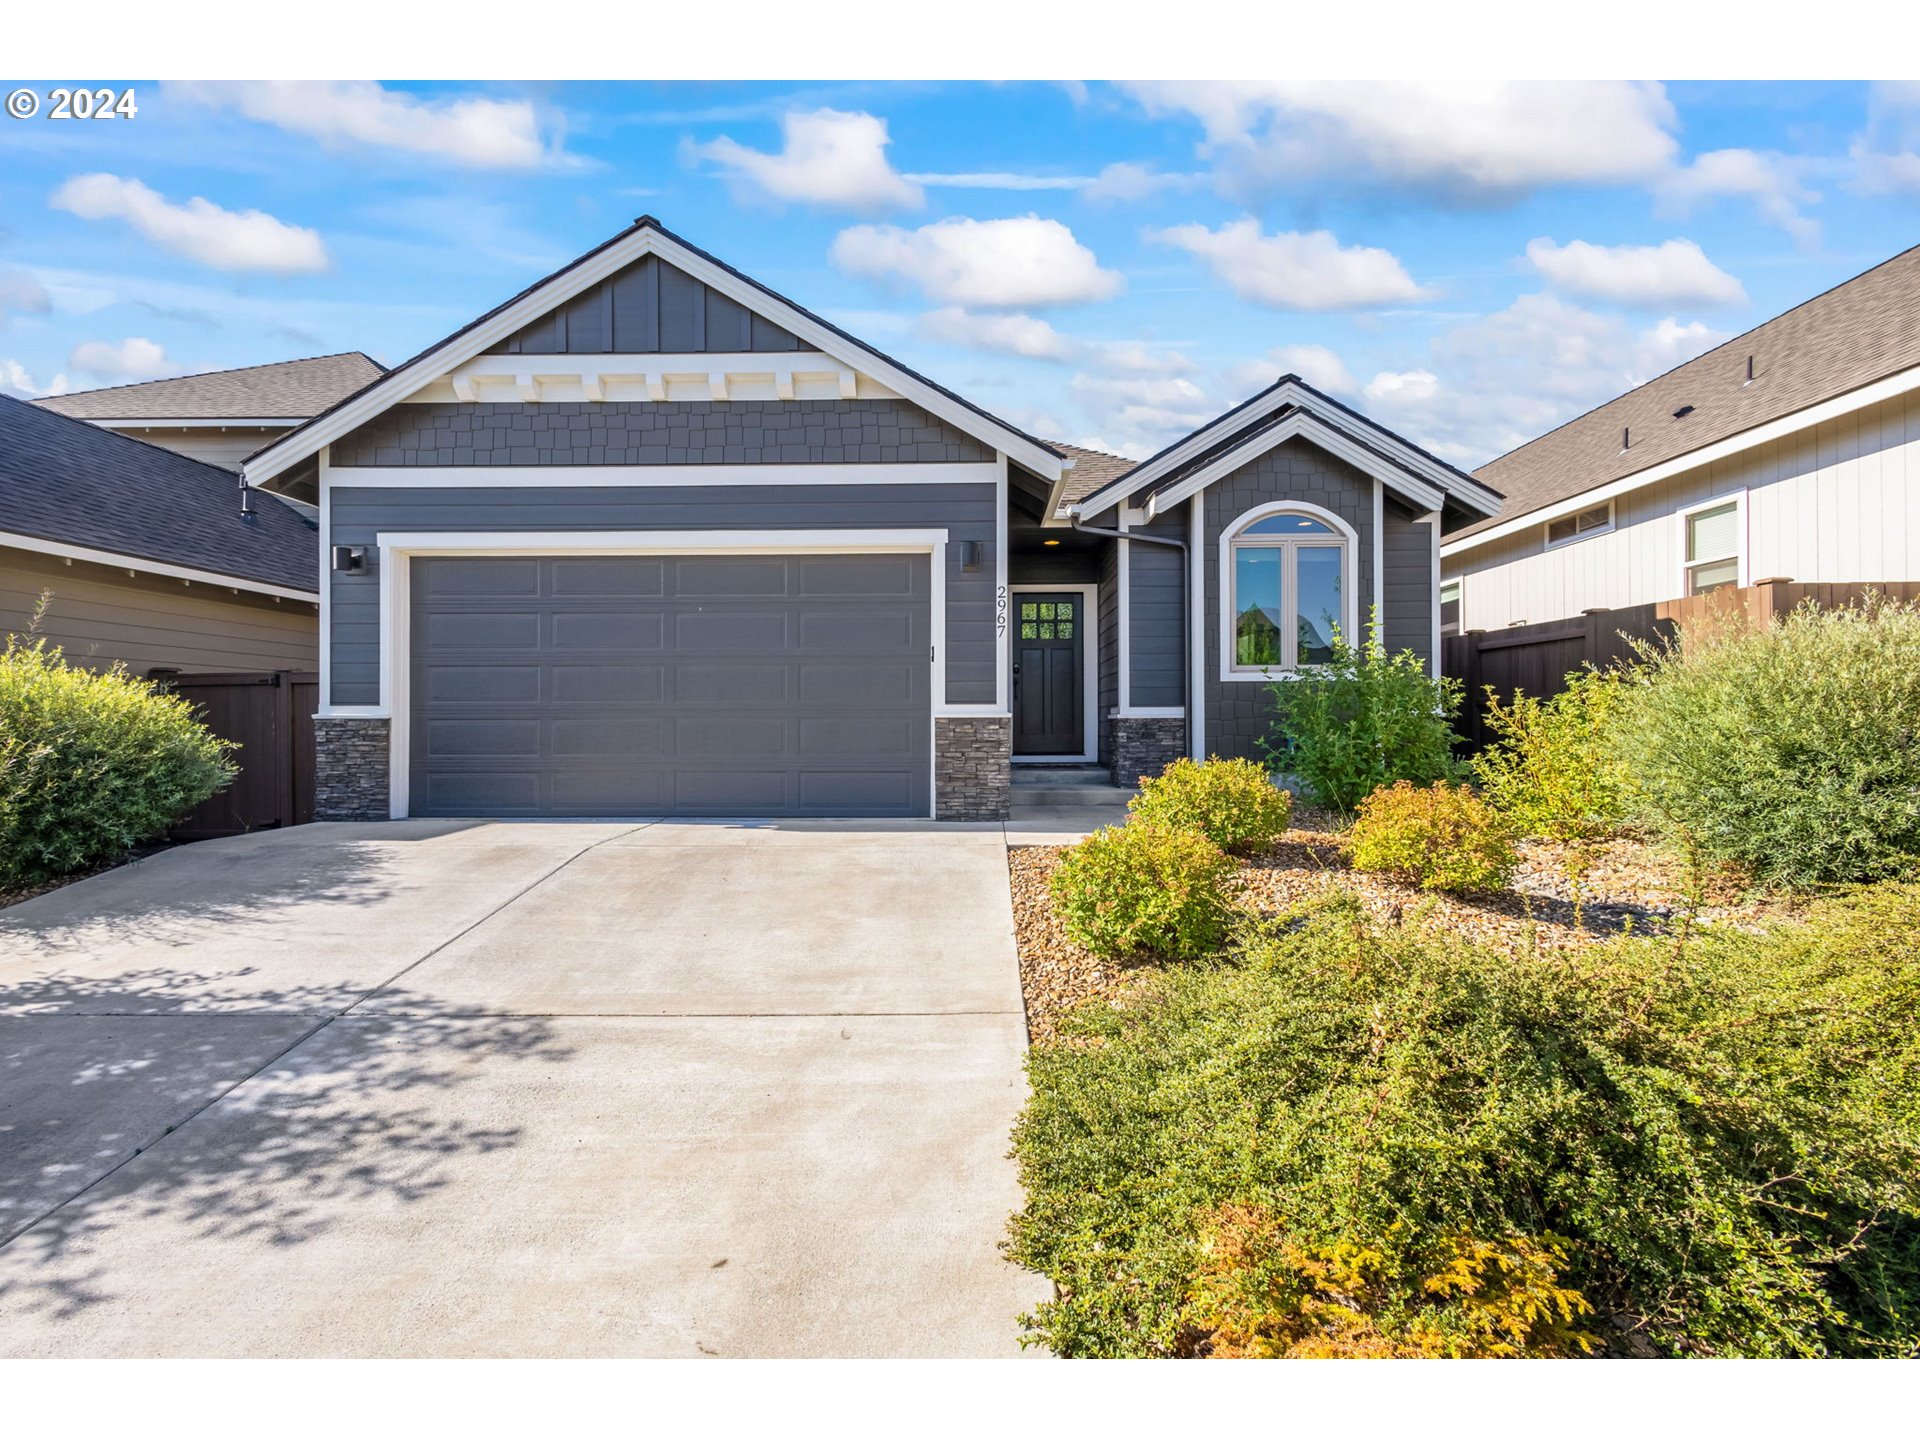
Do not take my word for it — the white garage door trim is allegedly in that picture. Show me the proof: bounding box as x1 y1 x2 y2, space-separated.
361 528 950 819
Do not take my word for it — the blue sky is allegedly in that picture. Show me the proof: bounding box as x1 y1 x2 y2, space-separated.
3 79 1919 465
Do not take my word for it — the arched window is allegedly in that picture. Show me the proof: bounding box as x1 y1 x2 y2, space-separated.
1221 503 1355 676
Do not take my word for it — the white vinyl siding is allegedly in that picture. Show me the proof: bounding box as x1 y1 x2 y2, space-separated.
1445 387 1920 629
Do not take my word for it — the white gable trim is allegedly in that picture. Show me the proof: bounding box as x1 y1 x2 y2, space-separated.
1112 411 1448 521
243 225 1063 489
1072 379 1495 520
1442 360 1920 560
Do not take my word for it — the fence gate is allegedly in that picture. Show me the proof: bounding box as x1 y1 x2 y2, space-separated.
155 670 319 839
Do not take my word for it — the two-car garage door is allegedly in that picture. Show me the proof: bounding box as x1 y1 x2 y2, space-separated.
407 552 931 817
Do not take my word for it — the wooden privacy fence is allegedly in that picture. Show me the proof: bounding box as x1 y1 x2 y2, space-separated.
1443 579 1920 751
152 670 318 839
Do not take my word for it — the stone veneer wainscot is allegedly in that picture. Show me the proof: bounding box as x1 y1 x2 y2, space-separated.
313 717 390 821
934 716 1011 821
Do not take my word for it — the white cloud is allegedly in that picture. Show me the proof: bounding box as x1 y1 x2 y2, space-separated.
1853 83 1920 195
830 215 1122 308
1356 293 1727 466
1071 435 1155 461
688 108 922 212
1069 372 1216 454
1151 218 1428 311
1082 162 1204 203
168 81 573 171
1228 343 1357 397
0 359 67 398
68 336 173 381
1125 80 1677 200
0 269 50 328
1524 237 1746 308
1657 149 1821 246
904 171 1093 191
51 174 330 275
917 306 1077 361
1091 339 1195 377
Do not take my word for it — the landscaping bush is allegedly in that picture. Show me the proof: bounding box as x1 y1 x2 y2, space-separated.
1048 822 1237 960
0 636 234 888
1261 621 1461 813
1615 596 1920 886
1007 885 1920 1357
1127 756 1293 854
1472 668 1636 844
1346 780 1516 894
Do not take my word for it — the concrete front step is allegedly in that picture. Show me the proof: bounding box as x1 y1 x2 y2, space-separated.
1011 765 1135 809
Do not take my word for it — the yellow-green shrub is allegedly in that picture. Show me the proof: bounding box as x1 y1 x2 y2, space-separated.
1049 822 1236 960
0 636 234 887
1127 756 1292 854
1347 780 1516 893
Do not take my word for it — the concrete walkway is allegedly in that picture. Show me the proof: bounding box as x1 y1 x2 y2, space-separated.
0 819 1049 1357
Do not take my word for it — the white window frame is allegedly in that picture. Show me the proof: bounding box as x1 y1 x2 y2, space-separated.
1676 491 1748 597
1217 500 1358 683
1542 498 1616 550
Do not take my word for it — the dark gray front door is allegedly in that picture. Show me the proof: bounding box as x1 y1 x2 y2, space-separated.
409 553 931 817
1011 591 1083 756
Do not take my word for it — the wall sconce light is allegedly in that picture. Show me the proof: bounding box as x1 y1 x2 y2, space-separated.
332 544 369 575
959 540 982 572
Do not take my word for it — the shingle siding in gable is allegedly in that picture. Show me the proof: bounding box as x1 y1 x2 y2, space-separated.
490 253 804 356
327 399 994 468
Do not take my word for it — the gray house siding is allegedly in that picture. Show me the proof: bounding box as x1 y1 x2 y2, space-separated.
1200 439 1378 763
329 399 993 469
1380 499 1435 670
326 481 998 708
491 253 803 355
1126 510 1186 709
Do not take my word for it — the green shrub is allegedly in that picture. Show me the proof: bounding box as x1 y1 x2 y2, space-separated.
1616 596 1920 886
1048 822 1237 960
1127 756 1293 854
1346 780 1516 893
1261 620 1461 813
0 636 234 887
1473 668 1636 844
1008 885 1920 1358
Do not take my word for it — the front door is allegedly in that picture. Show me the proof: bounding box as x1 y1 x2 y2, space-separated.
1012 591 1084 756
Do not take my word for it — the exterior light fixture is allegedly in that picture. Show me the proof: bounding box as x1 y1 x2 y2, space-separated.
1042 538 1061 547
332 544 369 575
959 540 982 571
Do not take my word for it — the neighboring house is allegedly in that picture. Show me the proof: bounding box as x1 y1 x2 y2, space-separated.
0 394 319 675
1444 244 1920 633
33 352 384 470
241 216 1500 823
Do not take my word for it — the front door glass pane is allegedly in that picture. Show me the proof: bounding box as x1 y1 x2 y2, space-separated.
1295 546 1342 664
1233 548 1283 667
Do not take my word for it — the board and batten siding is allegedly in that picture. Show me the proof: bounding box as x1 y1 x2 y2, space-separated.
325 482 999 708
1447 388 1920 630
2 545 317 675
1126 508 1187 709
489 252 804 356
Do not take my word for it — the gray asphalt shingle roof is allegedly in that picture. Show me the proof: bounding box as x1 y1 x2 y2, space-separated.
1460 242 1920 542
32 352 384 421
0 394 318 593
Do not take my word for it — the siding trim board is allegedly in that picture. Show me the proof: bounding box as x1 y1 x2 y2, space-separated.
363 528 952 820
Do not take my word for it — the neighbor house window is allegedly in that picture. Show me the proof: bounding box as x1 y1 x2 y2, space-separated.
1225 508 1350 673
1682 498 1743 595
1440 580 1463 636
1544 500 1614 548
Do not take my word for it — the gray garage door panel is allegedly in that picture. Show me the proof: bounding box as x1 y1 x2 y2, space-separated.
409 553 931 817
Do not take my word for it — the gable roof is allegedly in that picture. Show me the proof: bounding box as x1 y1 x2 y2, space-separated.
1050 441 1137 509
0 394 317 597
1065 375 1502 523
242 216 1066 488
1453 242 1920 549
33 352 384 422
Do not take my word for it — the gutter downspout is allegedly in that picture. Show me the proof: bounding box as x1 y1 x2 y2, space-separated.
1068 509 1191 754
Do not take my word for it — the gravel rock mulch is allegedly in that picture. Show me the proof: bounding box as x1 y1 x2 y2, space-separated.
1009 815 1791 1047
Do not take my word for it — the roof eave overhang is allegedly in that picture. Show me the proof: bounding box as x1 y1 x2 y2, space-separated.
242 225 1063 489
0 528 318 602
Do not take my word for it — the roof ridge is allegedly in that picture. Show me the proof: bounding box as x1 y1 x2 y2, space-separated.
1476 239 1920 476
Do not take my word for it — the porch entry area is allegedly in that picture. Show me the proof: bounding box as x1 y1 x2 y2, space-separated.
1010 584 1095 762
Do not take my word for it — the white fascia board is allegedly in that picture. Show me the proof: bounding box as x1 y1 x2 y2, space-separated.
325 463 1001 489
1138 411 1448 519
1442 361 1920 559
245 227 1065 488
98 417 296 430
0 529 318 602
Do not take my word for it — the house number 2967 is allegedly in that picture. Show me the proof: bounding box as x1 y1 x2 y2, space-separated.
995 585 1009 637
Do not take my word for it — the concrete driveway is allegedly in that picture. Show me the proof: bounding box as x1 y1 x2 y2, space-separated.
0 819 1048 1358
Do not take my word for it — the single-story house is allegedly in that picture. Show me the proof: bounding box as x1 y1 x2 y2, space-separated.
1443 242 1920 632
0 393 319 675
240 216 1501 823
32 352 383 472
